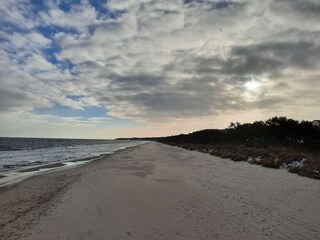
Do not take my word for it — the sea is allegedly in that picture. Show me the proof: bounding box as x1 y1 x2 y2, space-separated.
0 137 147 174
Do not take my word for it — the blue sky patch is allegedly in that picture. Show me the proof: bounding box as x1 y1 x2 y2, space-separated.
42 43 75 71
89 0 108 16
66 95 83 101
33 104 143 127
34 105 107 119
89 0 126 19
57 59 75 71
37 26 78 71
29 0 48 13
42 41 61 63
58 0 82 12
37 25 78 39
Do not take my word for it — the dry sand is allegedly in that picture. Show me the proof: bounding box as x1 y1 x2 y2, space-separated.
0 142 319 240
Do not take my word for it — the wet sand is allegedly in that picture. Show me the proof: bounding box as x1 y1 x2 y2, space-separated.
0 142 319 240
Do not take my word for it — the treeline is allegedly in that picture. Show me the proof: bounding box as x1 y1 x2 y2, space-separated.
159 117 320 147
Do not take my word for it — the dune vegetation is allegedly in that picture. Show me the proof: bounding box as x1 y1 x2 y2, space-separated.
159 117 320 179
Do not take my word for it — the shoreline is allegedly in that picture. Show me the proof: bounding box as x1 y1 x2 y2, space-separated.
0 143 147 189
1 142 319 240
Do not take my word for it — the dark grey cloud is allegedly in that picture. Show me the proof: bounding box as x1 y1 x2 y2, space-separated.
272 0 320 20
109 74 164 91
96 73 243 119
170 41 320 78
230 41 320 70
0 87 44 113
114 74 163 86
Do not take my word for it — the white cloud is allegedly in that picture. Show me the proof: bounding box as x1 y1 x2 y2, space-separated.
0 0 36 29
39 2 99 32
27 32 52 47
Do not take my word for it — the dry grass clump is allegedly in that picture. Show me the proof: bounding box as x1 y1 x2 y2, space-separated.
288 167 304 175
296 154 320 179
277 152 306 165
247 148 269 158
258 152 306 169
260 158 279 169
231 154 247 162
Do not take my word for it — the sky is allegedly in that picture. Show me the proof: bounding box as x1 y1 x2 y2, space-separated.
0 0 320 139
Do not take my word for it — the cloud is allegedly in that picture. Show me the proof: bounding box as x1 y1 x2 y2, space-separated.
0 0 320 137
0 1 37 30
271 0 320 21
189 41 320 78
39 2 99 33
0 87 50 114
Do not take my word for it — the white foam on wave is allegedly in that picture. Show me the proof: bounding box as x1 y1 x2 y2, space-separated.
0 159 92 188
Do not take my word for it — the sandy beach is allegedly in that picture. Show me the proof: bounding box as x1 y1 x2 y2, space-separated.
0 142 319 240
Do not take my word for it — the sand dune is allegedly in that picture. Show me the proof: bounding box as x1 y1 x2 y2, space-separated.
0 142 319 240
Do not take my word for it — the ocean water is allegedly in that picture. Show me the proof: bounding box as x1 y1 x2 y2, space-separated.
0 137 147 173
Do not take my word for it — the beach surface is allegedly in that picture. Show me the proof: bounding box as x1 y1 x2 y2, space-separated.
0 142 319 240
